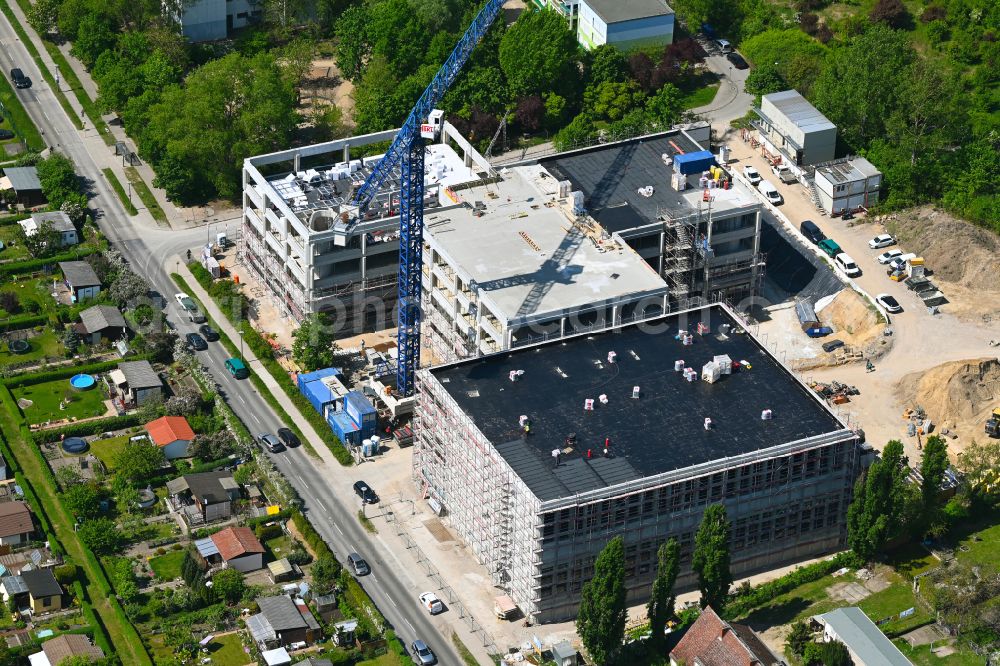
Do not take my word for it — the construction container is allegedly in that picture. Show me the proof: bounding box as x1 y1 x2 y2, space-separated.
795 300 820 331
701 361 721 383
673 150 715 175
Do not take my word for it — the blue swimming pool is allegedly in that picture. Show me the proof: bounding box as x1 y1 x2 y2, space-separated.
69 374 96 390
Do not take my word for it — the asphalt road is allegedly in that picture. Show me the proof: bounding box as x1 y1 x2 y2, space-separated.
0 16 463 665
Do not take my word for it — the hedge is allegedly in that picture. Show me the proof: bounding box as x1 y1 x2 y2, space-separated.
725 551 862 619
0 245 100 279
0 213 30 226
291 510 334 560
77 584 113 656
32 413 146 443
0 313 48 332
186 456 237 475
245 508 293 528
255 523 283 541
3 356 149 388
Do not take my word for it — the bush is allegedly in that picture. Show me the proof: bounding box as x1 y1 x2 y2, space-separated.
291 510 334 559
155 547 166 556
32 413 147 443
254 523 283 541
54 563 79 584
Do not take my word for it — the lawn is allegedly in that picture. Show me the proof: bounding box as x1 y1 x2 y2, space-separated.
0 276 60 317
204 632 251 666
0 328 63 369
893 639 984 666
0 225 30 262
264 534 292 561
953 516 1000 568
357 653 408 666
148 550 185 581
13 377 109 423
90 434 130 471
856 573 931 636
680 81 721 110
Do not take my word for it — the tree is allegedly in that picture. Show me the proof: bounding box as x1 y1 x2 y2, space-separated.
629 52 656 92
847 440 910 560
785 620 813 656
670 0 744 38
334 4 371 81
232 462 257 487
740 29 828 96
957 439 1000 504
291 312 339 371
211 567 245 604
26 0 60 35
869 0 909 29
63 327 80 354
499 9 579 98
36 153 84 210
554 113 595 151
516 95 545 133
886 59 966 168
310 553 341 594
62 483 102 520
744 64 786 97
803 639 851 666
56 655 98 666
78 518 123 554
70 13 117 68
0 292 21 315
587 44 628 88
114 439 166 483
109 271 150 308
692 504 733 611
543 92 568 130
585 81 645 122
646 538 680 651
576 536 627 665
20 219 62 259
918 435 949 534
645 83 683 126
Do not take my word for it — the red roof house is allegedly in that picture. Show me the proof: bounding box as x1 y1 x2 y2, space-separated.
210 526 265 573
144 416 195 460
670 606 782 666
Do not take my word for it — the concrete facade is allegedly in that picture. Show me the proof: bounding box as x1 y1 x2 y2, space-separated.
414 303 868 623
171 0 261 42
753 90 837 167
577 0 674 51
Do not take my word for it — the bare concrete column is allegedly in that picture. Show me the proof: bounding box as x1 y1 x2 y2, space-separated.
343 144 350 162
293 152 300 174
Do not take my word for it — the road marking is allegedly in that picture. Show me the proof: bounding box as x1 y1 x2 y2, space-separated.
349 543 358 553
387 595 396 608
404 619 414 633
334 524 343 535
370 574 378 584
239 395 248 404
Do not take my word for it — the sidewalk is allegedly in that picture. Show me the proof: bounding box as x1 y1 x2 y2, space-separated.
4 0 188 229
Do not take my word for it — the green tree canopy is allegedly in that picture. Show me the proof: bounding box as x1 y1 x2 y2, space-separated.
553 113 595 151
645 83 683 126
692 503 733 611
78 517 123 555
785 619 813 656
918 434 950 535
739 29 828 96
291 312 339 371
62 483 102 521
310 553 341 594
211 567 245 604
646 538 680 651
36 153 85 210
114 439 166 483
499 9 579 99
576 536 627 665
847 439 911 560
803 638 851 666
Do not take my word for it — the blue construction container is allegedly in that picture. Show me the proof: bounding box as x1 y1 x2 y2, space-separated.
345 391 377 440
328 411 361 446
674 150 715 175
297 368 341 414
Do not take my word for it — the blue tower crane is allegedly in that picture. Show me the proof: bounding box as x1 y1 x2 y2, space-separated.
352 0 505 397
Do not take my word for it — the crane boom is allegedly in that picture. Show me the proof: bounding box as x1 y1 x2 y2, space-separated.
351 0 504 397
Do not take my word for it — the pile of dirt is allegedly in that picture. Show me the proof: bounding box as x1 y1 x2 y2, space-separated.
896 358 1000 441
820 289 883 349
881 206 1000 292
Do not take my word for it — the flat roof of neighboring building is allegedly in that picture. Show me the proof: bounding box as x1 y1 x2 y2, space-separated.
542 133 759 232
427 304 846 501
815 607 912 666
585 0 674 23
762 90 836 135
816 156 882 184
426 165 667 325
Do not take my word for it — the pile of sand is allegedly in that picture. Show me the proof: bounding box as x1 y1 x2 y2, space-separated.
882 206 1000 292
820 289 883 349
896 358 1000 440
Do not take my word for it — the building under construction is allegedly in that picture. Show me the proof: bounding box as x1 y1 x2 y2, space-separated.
413 302 868 622
241 122 764 338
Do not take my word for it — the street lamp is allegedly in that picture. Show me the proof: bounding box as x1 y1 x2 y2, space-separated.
238 330 244 363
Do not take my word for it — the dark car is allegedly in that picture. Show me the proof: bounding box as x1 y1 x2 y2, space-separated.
347 553 370 576
353 480 379 504
726 52 749 69
800 220 825 244
258 432 285 453
277 427 300 448
185 332 207 351
0 129 14 140
10 68 30 89
198 324 219 341
822 339 845 353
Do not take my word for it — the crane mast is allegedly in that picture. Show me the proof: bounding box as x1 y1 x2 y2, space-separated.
351 0 505 397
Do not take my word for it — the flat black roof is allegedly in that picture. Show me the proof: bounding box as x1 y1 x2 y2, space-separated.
542 132 704 233
429 305 845 501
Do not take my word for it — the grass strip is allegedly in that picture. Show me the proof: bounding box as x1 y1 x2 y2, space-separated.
0 0 82 131
0 387 152 665
101 168 138 215
357 509 377 534
124 166 167 222
451 632 481 666
170 272 320 460
0 60 44 151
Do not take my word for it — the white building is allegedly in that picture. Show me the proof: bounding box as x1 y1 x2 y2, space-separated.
753 90 837 167
813 607 912 666
19 211 78 247
170 0 261 42
814 157 882 216
577 0 675 51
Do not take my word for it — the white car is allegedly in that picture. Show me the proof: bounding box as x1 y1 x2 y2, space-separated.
868 234 897 249
174 293 196 311
875 293 902 313
742 165 762 185
419 592 443 615
834 253 861 277
757 180 782 205
876 249 904 264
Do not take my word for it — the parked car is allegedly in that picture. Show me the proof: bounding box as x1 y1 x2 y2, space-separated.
888 253 917 271
9 68 30 89
0 130 14 140
757 180 782 205
410 640 437 665
818 239 842 258
834 253 861 277
742 165 762 185
875 293 902 313
225 357 249 379
868 234 897 249
822 339 845 352
726 52 749 69
174 292 206 323
419 592 443 615
715 38 733 53
276 427 300 448
347 553 370 576
185 332 207 351
258 432 285 453
353 480 379 504
800 220 825 244
771 164 797 184
877 249 904 264
198 324 219 341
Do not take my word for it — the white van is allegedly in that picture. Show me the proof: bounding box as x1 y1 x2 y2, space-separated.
716 39 733 53
834 253 862 277
757 180 782 205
